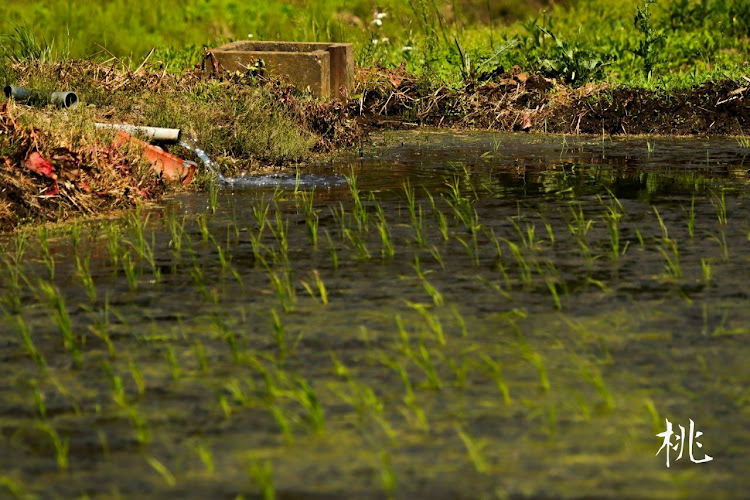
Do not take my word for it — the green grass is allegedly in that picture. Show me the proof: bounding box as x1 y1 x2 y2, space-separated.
2 0 748 89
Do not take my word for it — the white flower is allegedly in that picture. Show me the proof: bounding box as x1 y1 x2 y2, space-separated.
371 18 382 26
402 45 413 52
380 37 389 43
376 12 387 20
372 39 378 45
248 34 254 38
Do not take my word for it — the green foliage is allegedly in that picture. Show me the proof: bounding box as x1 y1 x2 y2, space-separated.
537 27 612 85
1 0 749 90
1 24 56 63
633 0 666 78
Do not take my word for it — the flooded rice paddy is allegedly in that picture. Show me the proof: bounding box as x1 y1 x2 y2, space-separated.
1 130 749 499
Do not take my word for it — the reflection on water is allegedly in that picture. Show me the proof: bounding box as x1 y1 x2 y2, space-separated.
0 130 748 499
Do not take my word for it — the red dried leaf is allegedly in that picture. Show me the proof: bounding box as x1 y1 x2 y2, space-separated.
24 152 58 180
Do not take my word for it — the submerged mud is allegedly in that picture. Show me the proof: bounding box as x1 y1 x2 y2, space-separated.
0 131 748 498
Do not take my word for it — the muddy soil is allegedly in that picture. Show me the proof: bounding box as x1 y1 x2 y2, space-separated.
354 65 750 135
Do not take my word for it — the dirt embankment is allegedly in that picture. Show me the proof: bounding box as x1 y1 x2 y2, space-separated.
0 101 169 232
353 65 750 136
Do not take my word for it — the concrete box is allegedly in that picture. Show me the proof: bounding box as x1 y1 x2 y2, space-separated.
204 41 354 100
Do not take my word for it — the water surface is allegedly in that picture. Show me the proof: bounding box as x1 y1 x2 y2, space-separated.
1 131 748 499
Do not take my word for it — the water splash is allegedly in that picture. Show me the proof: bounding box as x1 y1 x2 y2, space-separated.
179 137 226 182
179 137 346 189
219 172 347 189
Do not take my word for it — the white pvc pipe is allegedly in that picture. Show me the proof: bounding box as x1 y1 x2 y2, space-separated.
95 123 181 142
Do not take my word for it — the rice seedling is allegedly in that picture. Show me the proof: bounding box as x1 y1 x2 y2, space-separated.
299 189 319 248
0 475 33 499
29 379 47 419
15 314 46 369
213 314 241 362
87 295 118 359
248 459 275 500
11 230 28 263
708 231 729 261
214 236 244 288
145 455 176 487
445 354 468 388
541 217 556 246
267 268 297 313
343 227 371 261
404 181 425 247
405 302 445 346
165 212 187 257
128 357 146 398
105 223 121 268
196 213 212 243
479 353 511 405
413 256 443 306
375 204 394 259
330 202 349 239
193 441 215 475
295 376 326 433
75 251 96 302
455 232 480 267
400 393 430 432
644 398 663 434
37 281 81 366
269 406 293 444
208 181 220 214
701 258 712 284
536 262 564 310
345 169 368 232
380 450 398 500
711 188 728 225
410 340 442 389
426 190 450 242
269 208 290 262
445 175 481 234
38 227 55 280
456 426 489 474
520 343 550 392
502 238 533 287
567 203 594 238
579 362 615 412
300 270 328 305
685 195 696 238
599 195 624 262
35 422 69 471
164 346 182 381
429 244 445 270
121 251 139 291
324 229 338 270
509 216 539 252
270 308 288 360
224 378 252 408
451 306 469 338
657 237 681 280
102 361 128 408
128 405 152 445
0 266 25 316
193 340 210 374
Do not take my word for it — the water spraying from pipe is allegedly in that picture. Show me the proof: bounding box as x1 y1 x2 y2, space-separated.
179 137 346 188
179 137 227 182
